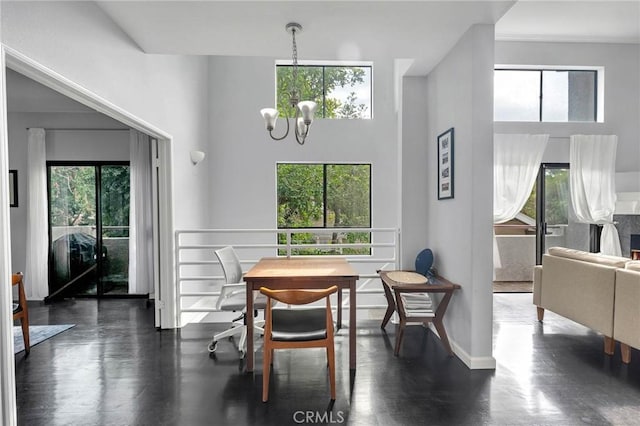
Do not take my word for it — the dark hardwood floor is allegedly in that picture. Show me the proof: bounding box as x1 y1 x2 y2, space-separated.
14 294 640 425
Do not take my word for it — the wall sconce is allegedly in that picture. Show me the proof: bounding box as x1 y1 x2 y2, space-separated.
190 150 206 165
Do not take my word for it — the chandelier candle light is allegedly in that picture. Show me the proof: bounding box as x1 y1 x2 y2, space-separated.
260 22 317 145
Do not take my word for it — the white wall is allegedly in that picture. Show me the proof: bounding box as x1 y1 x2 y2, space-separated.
206 55 398 230
422 24 496 368
400 77 429 266
7 112 128 274
495 41 640 171
46 129 129 161
1 1 211 229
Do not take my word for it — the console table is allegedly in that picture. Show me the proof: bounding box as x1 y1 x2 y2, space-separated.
379 270 460 356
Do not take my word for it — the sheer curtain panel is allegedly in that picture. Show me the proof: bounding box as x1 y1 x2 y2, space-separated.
25 128 49 299
569 135 621 256
493 134 549 224
128 130 153 294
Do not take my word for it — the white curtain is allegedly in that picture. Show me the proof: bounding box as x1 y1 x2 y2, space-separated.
493 134 549 223
25 128 49 300
569 135 621 256
128 130 153 294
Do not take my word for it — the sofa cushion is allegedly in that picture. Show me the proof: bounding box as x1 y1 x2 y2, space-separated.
547 246 629 268
626 261 640 272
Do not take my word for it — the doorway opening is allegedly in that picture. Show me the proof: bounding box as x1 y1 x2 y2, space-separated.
3 48 175 329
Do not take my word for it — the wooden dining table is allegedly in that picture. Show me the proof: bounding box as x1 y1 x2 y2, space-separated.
243 257 360 373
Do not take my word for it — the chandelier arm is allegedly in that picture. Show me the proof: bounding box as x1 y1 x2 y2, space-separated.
294 118 309 145
268 114 291 141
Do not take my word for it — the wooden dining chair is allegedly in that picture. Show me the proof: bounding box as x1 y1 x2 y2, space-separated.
12 272 30 355
259 285 338 402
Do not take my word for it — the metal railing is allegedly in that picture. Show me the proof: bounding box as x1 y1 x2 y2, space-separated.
175 228 399 326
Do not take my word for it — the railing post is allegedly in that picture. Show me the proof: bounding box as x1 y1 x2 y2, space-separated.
286 231 291 258
175 230 181 327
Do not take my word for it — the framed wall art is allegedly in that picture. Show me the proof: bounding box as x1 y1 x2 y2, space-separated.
9 170 18 207
437 128 454 200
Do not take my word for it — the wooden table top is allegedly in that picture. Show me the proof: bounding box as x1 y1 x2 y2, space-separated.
243 257 359 280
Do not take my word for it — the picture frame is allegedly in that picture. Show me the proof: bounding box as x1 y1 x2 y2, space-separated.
437 128 454 200
9 170 18 207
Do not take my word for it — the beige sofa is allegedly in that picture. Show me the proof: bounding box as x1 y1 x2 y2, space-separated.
613 261 640 363
533 247 629 357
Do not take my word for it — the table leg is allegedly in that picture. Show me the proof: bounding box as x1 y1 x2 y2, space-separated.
433 318 453 355
433 291 454 355
349 280 356 371
380 281 395 329
246 283 255 372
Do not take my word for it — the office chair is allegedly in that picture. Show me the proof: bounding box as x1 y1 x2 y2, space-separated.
207 246 266 357
12 272 30 355
259 285 339 402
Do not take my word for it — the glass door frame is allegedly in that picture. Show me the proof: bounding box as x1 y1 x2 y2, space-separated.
46 160 130 299
535 162 569 265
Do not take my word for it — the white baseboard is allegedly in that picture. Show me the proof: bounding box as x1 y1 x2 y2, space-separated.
428 324 496 370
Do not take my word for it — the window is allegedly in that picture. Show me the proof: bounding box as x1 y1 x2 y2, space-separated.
277 163 371 255
276 65 372 119
494 68 599 122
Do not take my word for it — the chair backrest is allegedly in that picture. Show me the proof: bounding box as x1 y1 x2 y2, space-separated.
415 248 434 276
214 246 243 284
260 286 338 306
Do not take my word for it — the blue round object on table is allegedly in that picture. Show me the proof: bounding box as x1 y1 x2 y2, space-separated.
415 249 434 276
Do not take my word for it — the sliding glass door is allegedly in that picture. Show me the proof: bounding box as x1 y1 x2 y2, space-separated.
47 162 130 299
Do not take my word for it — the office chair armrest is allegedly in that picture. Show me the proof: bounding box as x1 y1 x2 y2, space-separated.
216 283 247 310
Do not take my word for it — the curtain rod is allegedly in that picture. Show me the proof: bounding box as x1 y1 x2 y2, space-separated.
26 127 130 131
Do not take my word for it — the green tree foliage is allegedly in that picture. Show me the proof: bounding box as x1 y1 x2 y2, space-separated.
277 164 324 228
50 166 96 227
519 169 569 225
326 165 370 227
544 169 569 225
521 181 537 220
101 166 130 237
276 66 368 119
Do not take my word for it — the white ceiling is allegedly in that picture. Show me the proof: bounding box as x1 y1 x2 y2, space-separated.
6 1 640 113
96 1 640 74
496 1 640 44
97 0 515 75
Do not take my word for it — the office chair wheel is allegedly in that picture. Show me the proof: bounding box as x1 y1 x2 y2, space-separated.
207 341 218 353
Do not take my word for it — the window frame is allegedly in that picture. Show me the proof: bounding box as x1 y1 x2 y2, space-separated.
276 162 372 230
275 63 373 120
494 66 602 123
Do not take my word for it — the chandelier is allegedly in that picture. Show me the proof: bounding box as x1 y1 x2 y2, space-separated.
260 22 317 145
